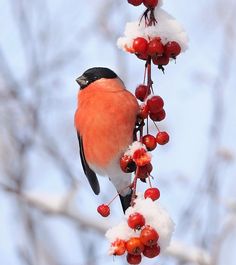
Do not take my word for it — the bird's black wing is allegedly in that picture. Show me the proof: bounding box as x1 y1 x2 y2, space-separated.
119 192 133 213
77 131 100 195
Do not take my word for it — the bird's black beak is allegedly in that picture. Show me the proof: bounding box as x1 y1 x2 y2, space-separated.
76 75 88 89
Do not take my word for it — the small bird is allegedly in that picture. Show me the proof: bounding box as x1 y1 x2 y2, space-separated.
74 67 139 212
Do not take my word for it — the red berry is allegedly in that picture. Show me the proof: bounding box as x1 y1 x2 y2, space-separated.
143 0 158 9
97 204 110 217
153 54 170 66
142 134 157 151
128 212 146 230
156 131 169 145
140 226 159 246
111 239 127 256
138 104 149 119
120 155 136 173
135 85 150 101
147 39 164 56
165 41 181 58
137 163 153 179
149 109 166 121
128 0 143 6
147 96 164 114
127 254 142 264
133 37 148 54
133 148 151 167
144 187 160 201
136 52 149 61
126 237 145 255
143 244 160 258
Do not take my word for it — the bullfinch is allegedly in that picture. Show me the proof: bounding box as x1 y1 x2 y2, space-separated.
74 67 139 212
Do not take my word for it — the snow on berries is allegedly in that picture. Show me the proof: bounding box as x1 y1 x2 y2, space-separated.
117 7 188 69
120 155 137 173
111 239 127 256
106 195 175 263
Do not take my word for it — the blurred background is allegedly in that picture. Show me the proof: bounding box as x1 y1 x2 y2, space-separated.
0 0 236 264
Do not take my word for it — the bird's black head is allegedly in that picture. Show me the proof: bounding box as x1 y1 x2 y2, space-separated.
76 67 117 89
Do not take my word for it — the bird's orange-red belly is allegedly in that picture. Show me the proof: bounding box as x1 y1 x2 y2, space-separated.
75 80 139 168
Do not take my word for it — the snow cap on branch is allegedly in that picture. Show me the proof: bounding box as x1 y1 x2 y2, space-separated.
124 141 148 157
106 194 175 253
117 8 188 54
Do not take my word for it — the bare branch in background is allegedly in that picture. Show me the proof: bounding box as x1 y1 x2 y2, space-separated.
0 184 212 265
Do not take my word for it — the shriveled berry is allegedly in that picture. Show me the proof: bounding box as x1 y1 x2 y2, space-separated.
147 38 164 56
126 237 145 255
143 244 160 258
137 163 153 179
128 212 146 230
135 85 150 101
127 253 142 264
120 155 136 173
128 0 143 6
140 226 159 246
156 131 169 145
165 41 181 58
143 0 158 9
147 96 164 114
142 134 157 151
144 187 160 201
111 239 126 256
149 108 166 121
97 204 110 217
133 37 148 54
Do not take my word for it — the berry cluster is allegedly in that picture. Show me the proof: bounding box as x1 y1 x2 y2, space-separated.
111 212 160 264
133 38 181 69
98 1 187 263
121 0 184 72
106 195 175 264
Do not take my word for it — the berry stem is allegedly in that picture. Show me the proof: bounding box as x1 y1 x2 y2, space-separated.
143 64 147 84
148 175 152 188
148 9 157 26
153 121 160 132
146 57 154 94
140 8 157 27
131 167 140 206
107 192 120 206
108 183 137 206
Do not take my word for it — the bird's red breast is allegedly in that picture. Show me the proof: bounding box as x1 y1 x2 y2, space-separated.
74 78 139 169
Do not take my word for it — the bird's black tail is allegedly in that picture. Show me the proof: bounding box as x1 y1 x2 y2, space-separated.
119 190 133 213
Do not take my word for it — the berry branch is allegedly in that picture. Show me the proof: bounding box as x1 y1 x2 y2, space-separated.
97 1 188 264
